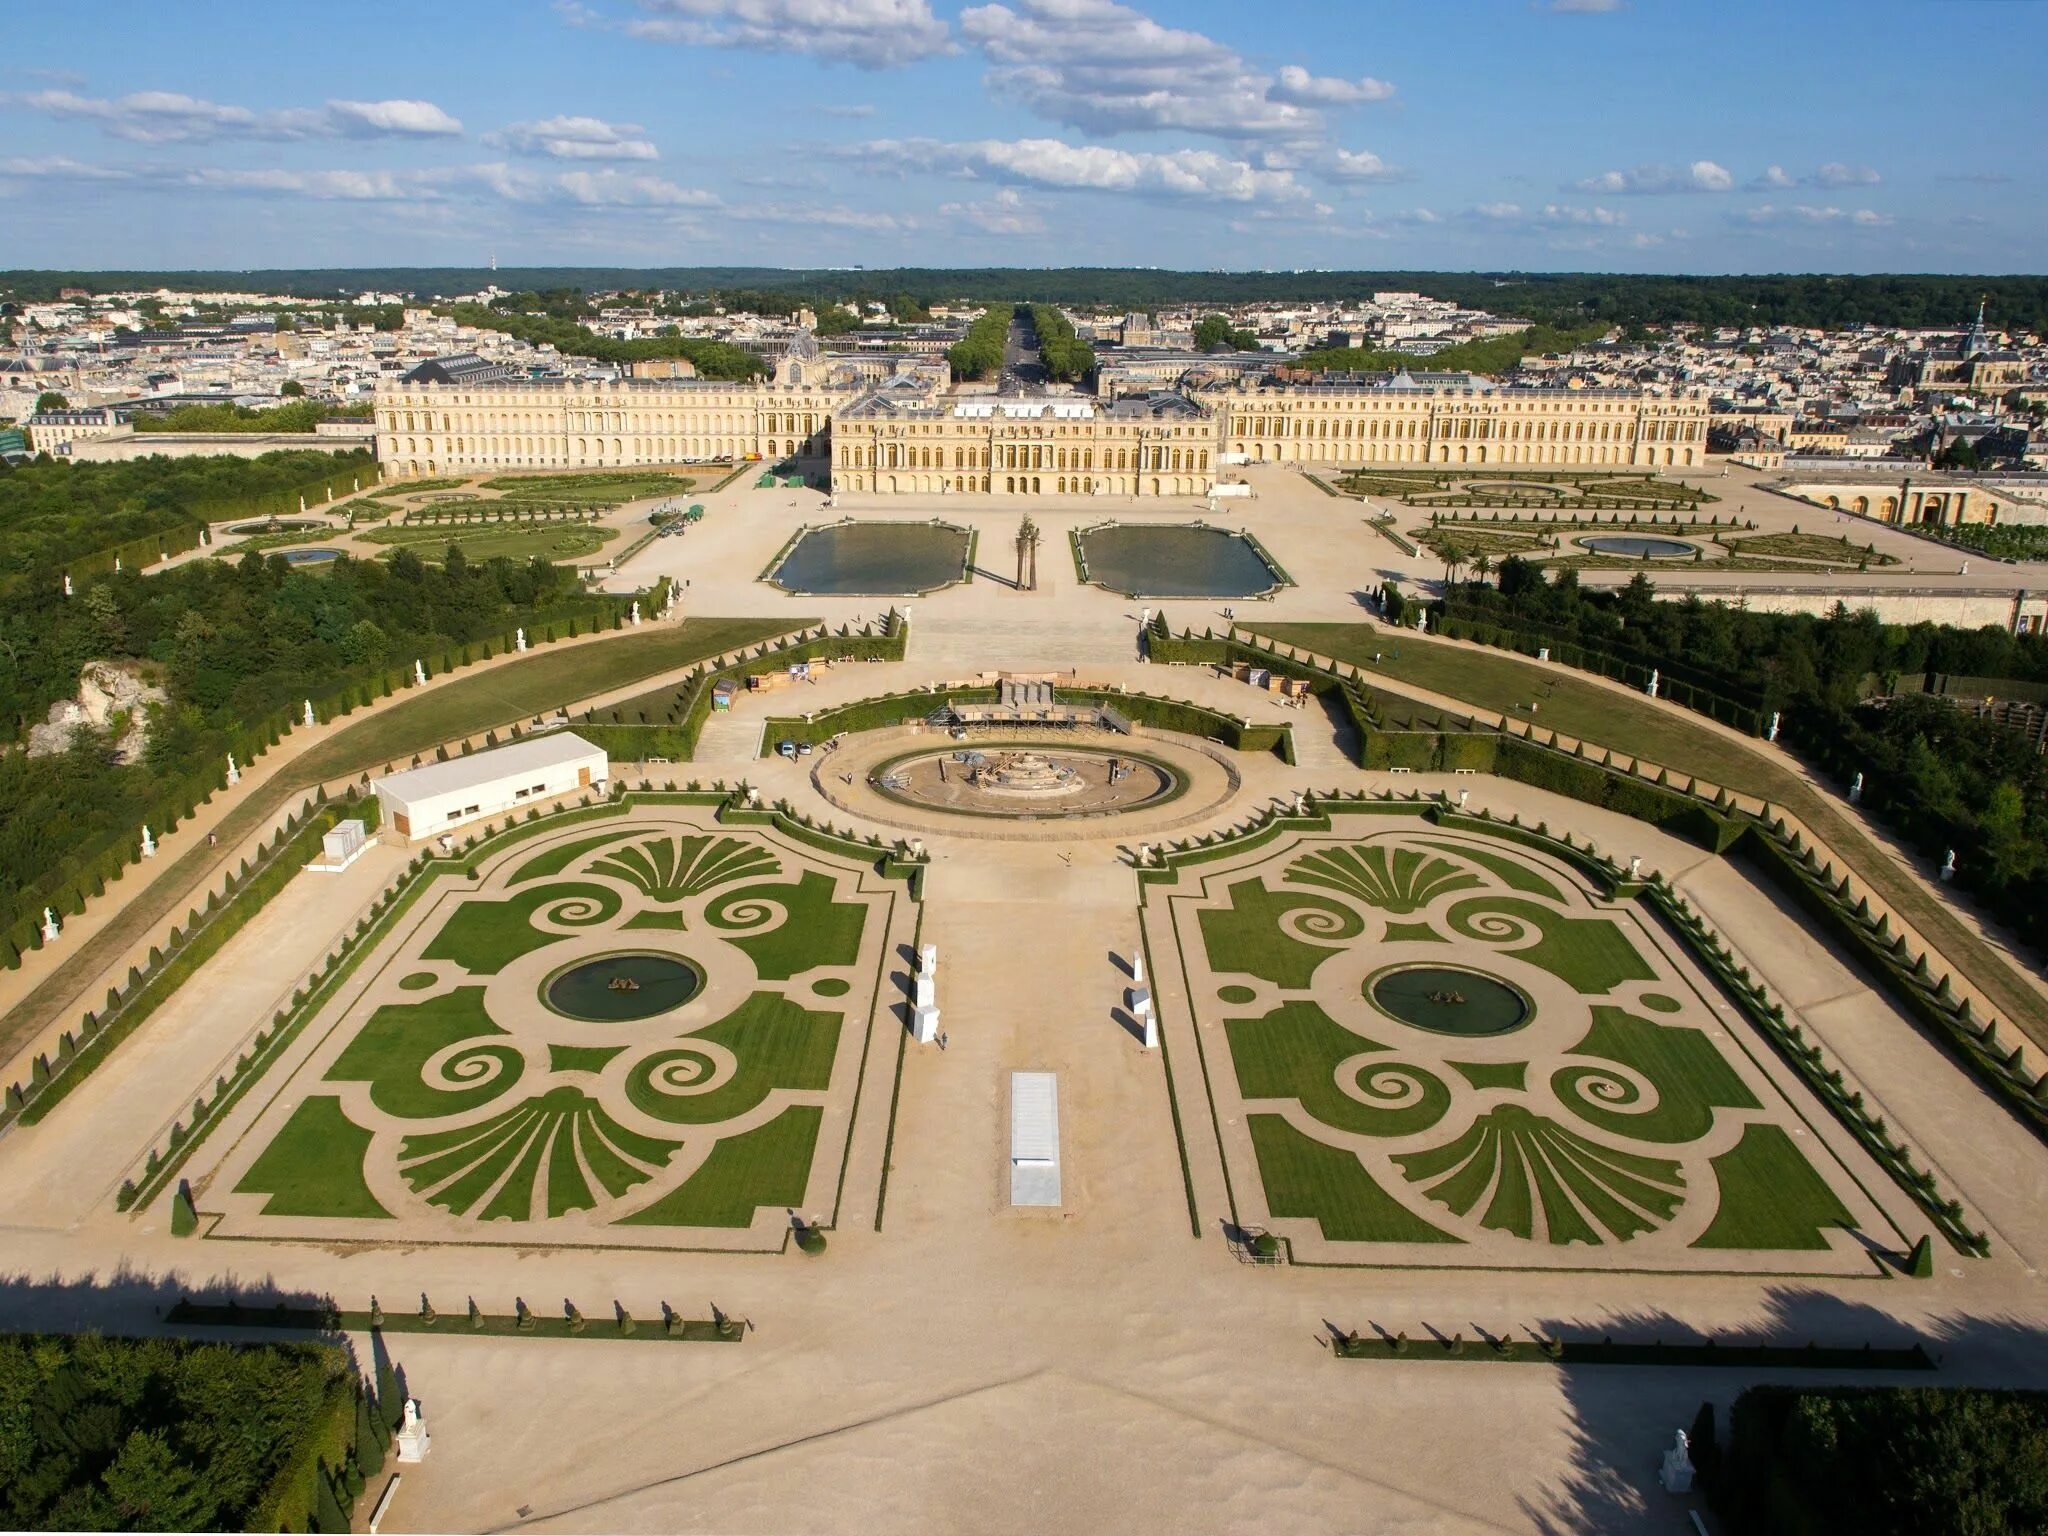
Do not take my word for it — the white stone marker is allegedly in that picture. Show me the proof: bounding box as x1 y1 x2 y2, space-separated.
1131 987 1157 1049
395 1399 432 1463
920 942 939 976
1130 949 1145 986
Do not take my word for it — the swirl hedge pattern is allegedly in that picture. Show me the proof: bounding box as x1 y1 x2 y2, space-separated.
1152 821 1913 1270
227 809 904 1246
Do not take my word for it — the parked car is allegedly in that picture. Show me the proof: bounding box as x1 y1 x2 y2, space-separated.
776 740 798 759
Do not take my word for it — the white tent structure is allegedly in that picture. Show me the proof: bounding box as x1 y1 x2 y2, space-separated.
1009 1071 1061 1207
373 733 607 840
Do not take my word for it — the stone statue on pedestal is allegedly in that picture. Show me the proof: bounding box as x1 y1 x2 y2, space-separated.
1658 1428 1694 1494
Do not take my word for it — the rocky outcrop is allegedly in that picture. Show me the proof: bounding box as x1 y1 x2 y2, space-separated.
26 661 168 762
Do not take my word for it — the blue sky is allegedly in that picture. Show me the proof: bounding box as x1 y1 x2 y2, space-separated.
0 0 2039 274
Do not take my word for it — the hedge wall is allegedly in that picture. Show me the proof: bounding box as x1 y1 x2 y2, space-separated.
6 791 380 1134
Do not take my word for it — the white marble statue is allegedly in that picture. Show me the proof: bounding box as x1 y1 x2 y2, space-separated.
515 627 528 653
414 659 428 687
225 753 240 786
1849 772 1864 804
140 825 156 859
630 600 641 626
302 699 316 729
1658 1429 1694 1494
41 907 61 943
395 1398 432 1463
1646 668 1660 699
1766 710 1781 743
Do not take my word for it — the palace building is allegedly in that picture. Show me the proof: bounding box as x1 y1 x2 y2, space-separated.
375 367 1709 490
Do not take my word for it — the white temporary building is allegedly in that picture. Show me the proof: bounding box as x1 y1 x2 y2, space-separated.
373 732 607 840
1009 1070 1061 1207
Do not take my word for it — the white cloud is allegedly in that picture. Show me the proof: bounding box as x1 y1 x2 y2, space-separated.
940 187 1044 235
1327 147 1403 183
849 134 1307 203
627 0 952 68
1737 203 1892 228
727 200 906 230
1748 162 1880 191
1573 159 1731 194
1270 65 1395 106
0 154 134 180
185 167 445 201
1471 201 1625 227
0 88 461 142
325 99 464 138
473 163 719 206
957 0 1389 143
493 115 658 160
818 103 877 117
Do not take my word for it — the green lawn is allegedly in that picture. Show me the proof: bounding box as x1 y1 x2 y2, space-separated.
1555 1006 1760 1144
1692 1122 1853 1249
420 883 621 973
363 522 617 565
327 987 525 1119
705 869 867 978
1256 620 2048 1048
1227 1001 1452 1139
1197 878 1363 987
234 1094 390 1218
1247 1114 1458 1243
0 617 801 1059
624 991 840 1127
617 1104 821 1227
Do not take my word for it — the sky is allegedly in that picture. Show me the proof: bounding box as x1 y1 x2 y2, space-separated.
0 0 2040 275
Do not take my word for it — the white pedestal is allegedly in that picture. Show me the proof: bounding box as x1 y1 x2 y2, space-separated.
912 1004 940 1044
395 1401 431 1463
915 974 936 1011
1130 950 1145 986
919 942 938 975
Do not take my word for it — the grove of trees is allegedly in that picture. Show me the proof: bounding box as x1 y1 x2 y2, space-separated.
946 307 1010 380
446 302 766 380
1441 563 2048 962
1027 304 1095 381
0 450 376 594
11 269 2041 334
1701 1385 2048 1533
0 1331 368 1532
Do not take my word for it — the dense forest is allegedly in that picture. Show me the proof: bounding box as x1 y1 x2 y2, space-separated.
1699 1385 2048 1534
8 268 2044 333
0 451 376 594
443 302 766 380
1296 322 1606 375
133 401 373 434
0 541 622 953
0 1332 369 1532
1438 563 2048 960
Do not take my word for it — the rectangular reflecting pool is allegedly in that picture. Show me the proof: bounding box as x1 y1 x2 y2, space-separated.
769 521 972 595
1075 523 1285 598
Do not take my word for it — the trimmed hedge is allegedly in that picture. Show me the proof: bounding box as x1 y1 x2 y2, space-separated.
7 792 380 1134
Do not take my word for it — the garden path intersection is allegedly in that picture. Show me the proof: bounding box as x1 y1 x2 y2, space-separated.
4 464 2048 1533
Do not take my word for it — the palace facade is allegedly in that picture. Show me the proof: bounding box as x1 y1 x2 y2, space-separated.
374 376 858 478
375 369 1709 489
